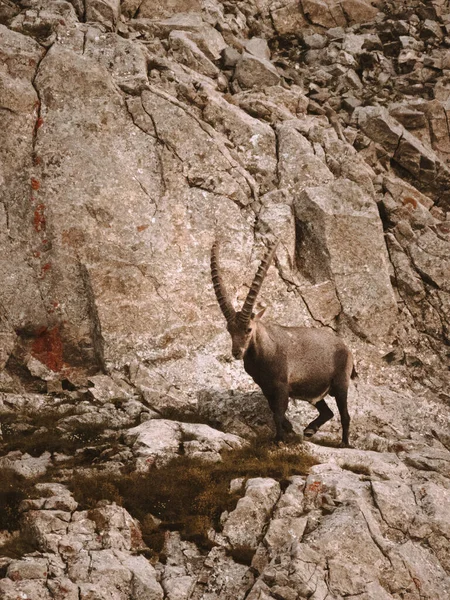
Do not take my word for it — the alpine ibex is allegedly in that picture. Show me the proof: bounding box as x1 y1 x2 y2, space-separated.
211 239 354 447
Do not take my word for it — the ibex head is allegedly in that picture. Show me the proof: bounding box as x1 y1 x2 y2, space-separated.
210 240 278 360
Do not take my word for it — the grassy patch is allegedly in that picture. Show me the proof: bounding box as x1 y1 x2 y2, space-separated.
341 463 371 476
1 420 107 457
310 435 342 449
0 404 111 458
0 468 38 531
70 438 316 554
156 405 221 429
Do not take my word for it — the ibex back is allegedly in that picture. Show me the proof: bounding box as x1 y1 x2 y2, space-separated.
211 240 354 447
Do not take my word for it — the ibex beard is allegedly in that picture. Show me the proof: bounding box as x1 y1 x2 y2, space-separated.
211 239 354 448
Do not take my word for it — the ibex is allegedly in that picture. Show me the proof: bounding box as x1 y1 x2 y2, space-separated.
211 239 354 447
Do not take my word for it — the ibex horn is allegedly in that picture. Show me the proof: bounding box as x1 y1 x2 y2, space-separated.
211 241 236 324
239 240 279 325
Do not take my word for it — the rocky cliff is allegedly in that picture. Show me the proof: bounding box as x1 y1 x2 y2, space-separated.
0 0 450 598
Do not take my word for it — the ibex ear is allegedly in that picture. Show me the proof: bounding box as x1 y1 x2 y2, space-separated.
255 307 267 320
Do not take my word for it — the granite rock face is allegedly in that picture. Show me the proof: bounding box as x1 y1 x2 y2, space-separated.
1 0 450 598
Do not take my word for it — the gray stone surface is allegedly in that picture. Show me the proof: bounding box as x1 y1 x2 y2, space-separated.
294 179 398 341
1 1 450 598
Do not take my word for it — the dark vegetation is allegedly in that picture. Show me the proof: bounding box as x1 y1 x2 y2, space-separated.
70 438 316 556
0 407 113 457
0 468 37 531
0 531 38 560
1 403 316 561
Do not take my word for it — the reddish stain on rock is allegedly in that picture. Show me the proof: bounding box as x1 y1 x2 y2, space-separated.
137 224 149 232
41 263 51 275
34 204 46 232
31 178 40 190
306 480 323 494
36 117 44 129
31 325 64 372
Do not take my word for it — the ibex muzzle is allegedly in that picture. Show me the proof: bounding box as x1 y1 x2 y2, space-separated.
211 239 354 447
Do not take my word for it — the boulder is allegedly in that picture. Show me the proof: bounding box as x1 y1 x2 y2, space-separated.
124 419 246 467
355 106 450 208
85 0 120 30
276 121 334 192
169 30 219 78
0 451 52 478
222 478 281 550
294 179 398 341
137 0 202 19
270 0 308 35
234 52 281 89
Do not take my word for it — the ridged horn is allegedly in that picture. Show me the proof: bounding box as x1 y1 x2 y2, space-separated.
238 240 279 325
211 241 236 324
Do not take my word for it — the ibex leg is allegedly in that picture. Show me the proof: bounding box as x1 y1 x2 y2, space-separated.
335 392 350 448
303 399 333 439
265 389 290 442
282 416 294 433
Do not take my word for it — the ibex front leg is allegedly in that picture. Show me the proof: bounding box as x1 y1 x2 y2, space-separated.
265 385 290 442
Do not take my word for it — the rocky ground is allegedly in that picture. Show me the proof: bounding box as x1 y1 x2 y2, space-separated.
1 0 450 598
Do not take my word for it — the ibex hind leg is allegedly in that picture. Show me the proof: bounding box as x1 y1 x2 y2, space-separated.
331 350 352 447
334 391 350 448
303 399 333 440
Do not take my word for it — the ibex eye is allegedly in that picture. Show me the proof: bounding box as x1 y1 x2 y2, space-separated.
247 328 252 333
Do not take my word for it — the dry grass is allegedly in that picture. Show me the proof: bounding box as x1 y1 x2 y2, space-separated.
70 438 316 553
0 405 110 457
341 462 371 476
0 468 38 531
0 532 38 559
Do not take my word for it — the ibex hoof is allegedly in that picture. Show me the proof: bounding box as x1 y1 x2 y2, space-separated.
339 441 351 448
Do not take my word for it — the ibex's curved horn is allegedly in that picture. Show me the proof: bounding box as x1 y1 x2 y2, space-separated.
238 240 279 325
211 241 236 324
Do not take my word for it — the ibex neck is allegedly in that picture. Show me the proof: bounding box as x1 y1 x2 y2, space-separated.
247 321 277 360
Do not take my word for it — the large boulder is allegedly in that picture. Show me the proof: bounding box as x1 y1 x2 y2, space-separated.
294 179 398 342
